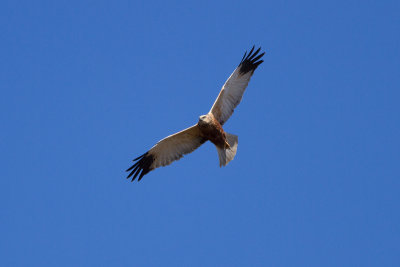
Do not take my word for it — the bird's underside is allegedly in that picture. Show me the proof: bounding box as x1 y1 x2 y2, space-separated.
126 46 265 181
197 113 229 149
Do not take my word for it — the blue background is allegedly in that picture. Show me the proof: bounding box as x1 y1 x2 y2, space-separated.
1 0 399 266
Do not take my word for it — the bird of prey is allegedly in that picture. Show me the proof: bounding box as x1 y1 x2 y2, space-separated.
126 46 265 181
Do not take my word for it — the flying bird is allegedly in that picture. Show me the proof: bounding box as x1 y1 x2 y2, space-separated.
126 46 265 181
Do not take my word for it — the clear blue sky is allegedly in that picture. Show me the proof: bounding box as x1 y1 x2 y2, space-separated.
1 0 399 266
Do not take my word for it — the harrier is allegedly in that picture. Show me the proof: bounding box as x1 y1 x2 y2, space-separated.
127 46 265 181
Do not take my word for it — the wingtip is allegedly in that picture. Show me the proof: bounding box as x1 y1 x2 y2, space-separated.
126 152 155 182
238 46 265 74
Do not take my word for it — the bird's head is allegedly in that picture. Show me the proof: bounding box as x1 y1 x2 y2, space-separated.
198 114 211 125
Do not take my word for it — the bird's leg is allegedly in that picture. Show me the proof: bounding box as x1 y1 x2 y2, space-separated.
224 140 231 149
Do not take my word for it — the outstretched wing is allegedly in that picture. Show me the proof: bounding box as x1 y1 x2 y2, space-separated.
126 125 206 181
210 46 265 125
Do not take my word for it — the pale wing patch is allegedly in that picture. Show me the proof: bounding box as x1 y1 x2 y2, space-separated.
126 125 205 181
210 70 253 125
150 126 204 168
210 46 264 125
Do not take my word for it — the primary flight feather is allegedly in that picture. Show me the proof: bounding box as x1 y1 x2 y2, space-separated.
126 46 265 181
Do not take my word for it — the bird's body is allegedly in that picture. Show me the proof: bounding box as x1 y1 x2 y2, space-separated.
197 113 228 149
126 46 265 181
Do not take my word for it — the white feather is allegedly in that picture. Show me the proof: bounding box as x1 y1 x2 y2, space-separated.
148 125 205 170
209 68 253 125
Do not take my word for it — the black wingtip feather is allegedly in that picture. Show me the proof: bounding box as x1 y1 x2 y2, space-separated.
241 51 247 62
238 46 265 74
126 152 155 182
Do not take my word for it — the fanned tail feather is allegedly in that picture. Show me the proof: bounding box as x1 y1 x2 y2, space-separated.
216 133 238 167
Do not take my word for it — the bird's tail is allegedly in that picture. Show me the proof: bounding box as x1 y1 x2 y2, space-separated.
216 133 238 167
